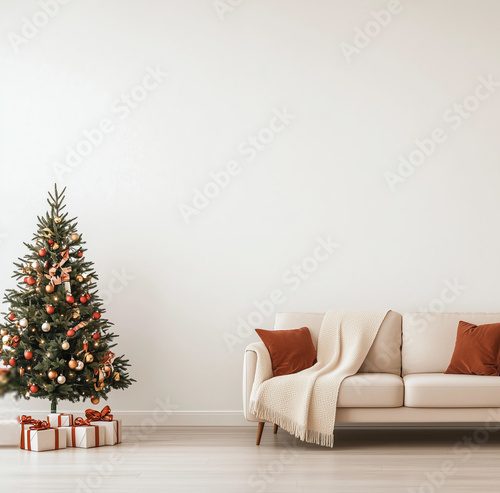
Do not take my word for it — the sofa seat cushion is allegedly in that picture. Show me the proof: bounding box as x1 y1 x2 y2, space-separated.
338 373 403 408
404 373 500 407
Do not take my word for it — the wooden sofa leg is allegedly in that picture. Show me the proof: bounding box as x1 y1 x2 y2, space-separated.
256 422 265 445
273 424 278 434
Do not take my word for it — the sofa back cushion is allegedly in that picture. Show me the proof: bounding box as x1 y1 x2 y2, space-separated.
274 310 402 375
402 313 500 375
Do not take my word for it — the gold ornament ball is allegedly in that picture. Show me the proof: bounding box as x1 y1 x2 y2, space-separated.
47 370 58 380
54 216 62 224
91 396 100 405
76 275 84 282
68 358 78 370
52 242 59 250
113 372 121 382
71 233 80 242
85 353 94 363
45 284 55 294
61 340 70 350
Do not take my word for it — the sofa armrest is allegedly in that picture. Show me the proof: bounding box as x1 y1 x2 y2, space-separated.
243 341 273 421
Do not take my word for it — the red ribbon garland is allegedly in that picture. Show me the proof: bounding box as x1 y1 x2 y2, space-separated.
85 405 113 422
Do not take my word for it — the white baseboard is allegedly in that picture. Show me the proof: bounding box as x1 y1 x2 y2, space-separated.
17 410 253 427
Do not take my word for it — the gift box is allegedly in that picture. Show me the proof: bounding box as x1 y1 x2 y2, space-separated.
85 406 121 445
21 422 67 452
18 415 39 449
0 419 20 446
90 420 121 445
47 413 74 428
61 418 104 448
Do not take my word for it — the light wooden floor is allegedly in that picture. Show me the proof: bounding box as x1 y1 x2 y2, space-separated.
2 426 500 492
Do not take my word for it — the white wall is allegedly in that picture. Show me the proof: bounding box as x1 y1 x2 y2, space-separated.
1 0 500 422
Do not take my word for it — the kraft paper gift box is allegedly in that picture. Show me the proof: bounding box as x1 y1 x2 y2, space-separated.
61 422 104 448
47 413 74 428
21 424 67 452
0 419 20 446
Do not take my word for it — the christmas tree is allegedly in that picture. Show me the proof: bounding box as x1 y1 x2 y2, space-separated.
0 185 133 412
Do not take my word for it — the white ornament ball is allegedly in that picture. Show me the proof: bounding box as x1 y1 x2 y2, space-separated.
31 260 39 270
57 375 66 384
41 322 51 332
75 360 84 371
19 318 28 328
61 341 70 350
2 334 10 344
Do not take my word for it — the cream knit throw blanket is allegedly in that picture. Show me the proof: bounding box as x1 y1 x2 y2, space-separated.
250 311 389 447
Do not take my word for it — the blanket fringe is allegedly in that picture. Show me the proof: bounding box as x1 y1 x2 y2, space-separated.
250 400 335 448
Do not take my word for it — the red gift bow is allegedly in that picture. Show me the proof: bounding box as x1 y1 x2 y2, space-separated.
19 415 37 425
85 405 113 422
29 420 51 430
74 417 92 426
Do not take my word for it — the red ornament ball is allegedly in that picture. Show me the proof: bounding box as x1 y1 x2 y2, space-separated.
77 250 83 258
38 248 47 257
92 331 101 341
79 295 88 304
8 313 15 321
8 357 16 366
24 350 33 360
67 329 76 337
92 311 101 320
26 276 36 286
46 304 55 315
66 294 75 304
29 384 39 393
48 239 54 246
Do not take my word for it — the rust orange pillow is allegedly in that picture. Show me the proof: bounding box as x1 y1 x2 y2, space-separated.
445 320 500 376
255 327 317 376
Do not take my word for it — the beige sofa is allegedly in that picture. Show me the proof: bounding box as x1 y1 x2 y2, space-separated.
243 311 500 441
